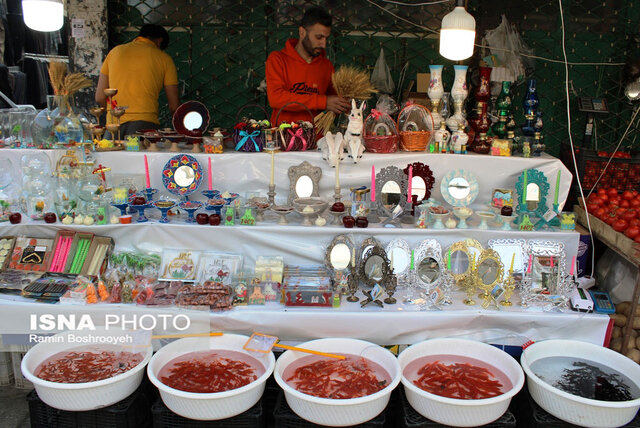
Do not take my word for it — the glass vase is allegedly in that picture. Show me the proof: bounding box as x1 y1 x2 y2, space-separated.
50 95 83 145
475 66 492 104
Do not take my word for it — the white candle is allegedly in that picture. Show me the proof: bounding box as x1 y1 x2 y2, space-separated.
270 151 275 186
335 159 340 189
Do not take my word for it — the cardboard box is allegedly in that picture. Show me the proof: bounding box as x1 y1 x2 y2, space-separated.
416 72 430 93
0 236 16 271
65 233 94 274
81 236 114 276
48 230 75 273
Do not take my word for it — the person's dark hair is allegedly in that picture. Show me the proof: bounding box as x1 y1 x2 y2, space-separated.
301 7 332 29
139 24 169 50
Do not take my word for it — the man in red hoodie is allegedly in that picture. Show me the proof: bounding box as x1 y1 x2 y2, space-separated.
266 7 350 125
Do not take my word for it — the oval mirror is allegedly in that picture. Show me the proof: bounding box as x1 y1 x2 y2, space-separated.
183 111 203 131
381 181 401 210
478 259 499 285
330 243 351 271
449 177 470 200
364 255 385 282
450 250 469 275
418 256 440 284
295 175 313 198
361 245 375 261
412 176 426 201
526 182 540 211
389 247 409 274
174 165 196 187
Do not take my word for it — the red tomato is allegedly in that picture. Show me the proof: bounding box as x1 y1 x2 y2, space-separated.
633 191 639 197
635 234 640 244
625 226 640 239
621 199 631 208
609 197 621 206
623 190 634 200
605 215 617 226
588 194 603 206
631 199 640 209
621 209 636 222
594 207 607 219
597 188 607 196
599 193 609 203
586 202 600 212
616 207 627 217
630 218 640 228
607 188 619 197
613 219 629 232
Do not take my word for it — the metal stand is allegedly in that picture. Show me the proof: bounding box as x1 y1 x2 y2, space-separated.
268 184 276 206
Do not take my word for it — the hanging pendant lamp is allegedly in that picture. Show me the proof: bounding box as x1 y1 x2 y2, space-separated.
22 0 64 32
439 0 476 61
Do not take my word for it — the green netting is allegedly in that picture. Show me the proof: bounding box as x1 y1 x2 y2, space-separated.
107 0 640 156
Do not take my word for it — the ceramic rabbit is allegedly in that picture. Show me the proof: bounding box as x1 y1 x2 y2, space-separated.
345 99 366 163
317 131 344 167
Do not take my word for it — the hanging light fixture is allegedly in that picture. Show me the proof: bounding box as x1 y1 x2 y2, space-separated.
439 0 476 61
22 0 64 32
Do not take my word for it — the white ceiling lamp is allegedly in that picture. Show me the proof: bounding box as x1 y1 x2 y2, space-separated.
439 0 476 61
22 0 64 32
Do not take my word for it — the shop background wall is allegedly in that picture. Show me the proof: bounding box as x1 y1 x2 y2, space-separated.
106 0 640 156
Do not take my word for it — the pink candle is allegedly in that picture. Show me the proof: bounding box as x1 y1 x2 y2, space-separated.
208 157 213 191
371 165 376 202
570 256 575 276
144 154 151 189
407 166 413 203
527 254 533 274
550 257 554 269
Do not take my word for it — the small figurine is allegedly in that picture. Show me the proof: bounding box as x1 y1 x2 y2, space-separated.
233 282 248 306
240 208 255 225
519 214 535 231
248 285 265 305
224 207 235 225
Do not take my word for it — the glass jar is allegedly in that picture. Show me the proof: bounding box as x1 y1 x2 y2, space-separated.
350 186 370 217
50 95 83 145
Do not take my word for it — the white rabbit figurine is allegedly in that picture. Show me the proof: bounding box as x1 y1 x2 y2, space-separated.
317 131 344 167
345 99 366 163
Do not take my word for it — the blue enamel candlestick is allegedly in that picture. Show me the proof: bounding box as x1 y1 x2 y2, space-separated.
129 203 153 222
202 189 221 201
154 201 176 223
144 187 158 203
111 202 129 216
179 201 203 223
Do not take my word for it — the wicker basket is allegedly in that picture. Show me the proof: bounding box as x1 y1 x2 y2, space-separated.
233 104 269 152
274 102 316 151
397 104 434 152
363 110 399 153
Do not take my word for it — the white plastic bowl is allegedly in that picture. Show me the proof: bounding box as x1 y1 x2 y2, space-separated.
147 334 275 421
274 338 401 427
21 328 152 411
521 339 640 427
398 338 524 427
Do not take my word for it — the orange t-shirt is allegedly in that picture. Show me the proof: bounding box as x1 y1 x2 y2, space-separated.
265 39 335 125
100 37 178 124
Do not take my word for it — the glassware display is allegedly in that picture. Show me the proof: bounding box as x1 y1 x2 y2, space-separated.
0 158 17 221
50 95 83 145
20 154 54 220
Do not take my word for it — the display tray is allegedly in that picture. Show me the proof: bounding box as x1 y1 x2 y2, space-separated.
151 395 264 428
27 377 157 428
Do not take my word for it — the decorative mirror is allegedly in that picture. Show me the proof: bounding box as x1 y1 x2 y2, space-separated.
446 241 471 283
375 166 408 218
488 238 528 281
162 153 203 197
527 240 566 295
414 239 444 290
324 234 356 279
173 101 210 137
359 245 392 289
515 169 550 218
476 249 504 291
403 162 435 202
440 169 479 207
359 237 382 263
385 239 411 283
288 161 322 205
463 238 484 264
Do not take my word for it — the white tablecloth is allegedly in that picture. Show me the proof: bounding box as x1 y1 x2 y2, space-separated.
1 149 572 212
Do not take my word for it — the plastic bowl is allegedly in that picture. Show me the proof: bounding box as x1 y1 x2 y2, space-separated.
147 334 275 421
274 338 401 427
21 328 152 411
398 338 524 427
521 339 640 427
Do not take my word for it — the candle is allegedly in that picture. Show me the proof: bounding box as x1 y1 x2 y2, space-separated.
351 248 355 268
270 151 275 186
144 154 151 189
410 250 414 271
527 254 533 274
447 249 451 270
554 170 561 206
407 166 413 203
207 157 213 191
522 169 527 205
550 256 554 269
371 165 376 203
335 158 340 189
570 255 575 276
510 252 515 272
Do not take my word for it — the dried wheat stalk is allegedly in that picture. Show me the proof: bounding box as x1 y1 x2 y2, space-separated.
48 61 67 95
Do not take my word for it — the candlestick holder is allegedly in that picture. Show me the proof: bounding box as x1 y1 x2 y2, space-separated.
144 187 158 203
111 202 129 216
462 274 476 306
154 201 175 223
384 274 398 304
333 185 342 204
500 272 516 306
111 106 126 142
329 210 344 225
346 268 360 302
178 201 203 223
267 184 276 206
129 202 152 223
202 189 221 201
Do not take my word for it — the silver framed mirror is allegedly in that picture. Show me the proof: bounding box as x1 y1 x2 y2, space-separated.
385 239 411 283
288 161 322 205
324 234 356 281
527 240 566 295
488 238 528 282
414 239 444 290
359 245 392 289
375 166 408 219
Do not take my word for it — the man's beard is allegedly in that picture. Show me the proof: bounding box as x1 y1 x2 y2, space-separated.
302 35 322 57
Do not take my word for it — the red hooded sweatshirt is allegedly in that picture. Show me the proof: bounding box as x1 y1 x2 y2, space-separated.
266 39 335 125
